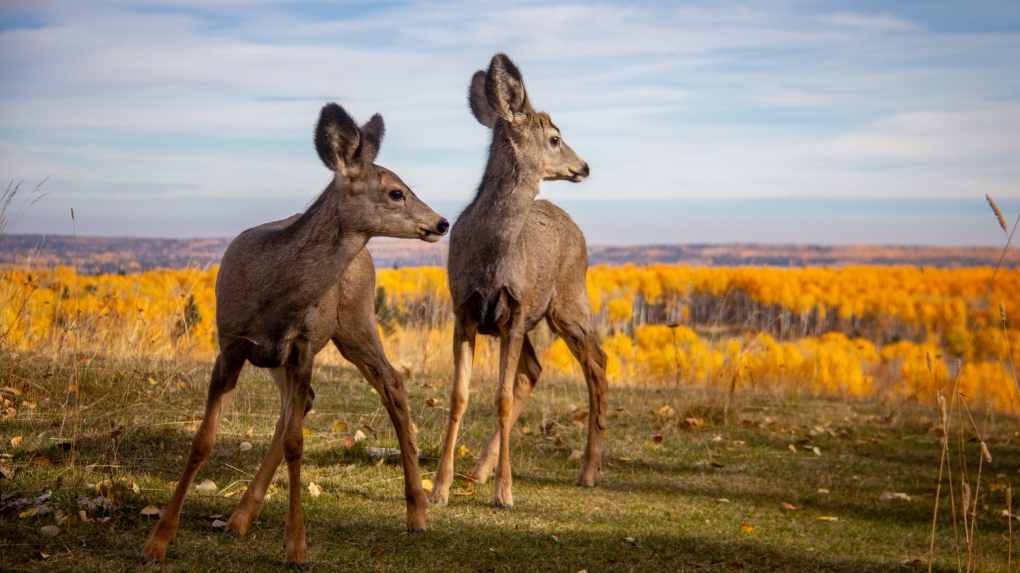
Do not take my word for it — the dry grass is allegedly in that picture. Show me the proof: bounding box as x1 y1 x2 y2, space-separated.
1 347 1018 572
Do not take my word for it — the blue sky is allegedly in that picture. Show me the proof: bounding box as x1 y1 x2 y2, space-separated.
1 1 1018 246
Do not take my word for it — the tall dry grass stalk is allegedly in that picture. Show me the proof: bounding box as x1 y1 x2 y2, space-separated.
926 196 1020 572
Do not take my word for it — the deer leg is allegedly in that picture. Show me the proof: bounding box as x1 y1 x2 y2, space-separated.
493 324 526 509
471 336 541 484
225 367 295 536
281 345 313 569
141 354 243 562
430 317 476 506
334 333 427 532
552 320 608 488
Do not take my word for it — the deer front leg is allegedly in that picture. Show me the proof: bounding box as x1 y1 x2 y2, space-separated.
431 318 476 506
141 354 242 562
281 355 312 569
335 336 427 532
472 336 541 484
493 326 525 509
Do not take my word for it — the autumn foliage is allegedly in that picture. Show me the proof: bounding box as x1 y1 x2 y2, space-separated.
1 263 1017 411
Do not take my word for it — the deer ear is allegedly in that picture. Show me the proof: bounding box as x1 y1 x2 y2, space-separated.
468 70 498 129
315 103 361 172
357 114 385 165
484 53 530 123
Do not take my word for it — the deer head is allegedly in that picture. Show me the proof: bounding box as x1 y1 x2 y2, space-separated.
315 103 448 242
469 53 589 183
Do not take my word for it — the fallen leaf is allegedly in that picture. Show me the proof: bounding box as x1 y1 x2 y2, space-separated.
425 398 436 408
354 430 366 443
554 436 565 448
30 453 52 466
788 444 797 453
716 498 730 503
0 463 15 479
302 428 311 438
456 444 469 459
568 450 584 461
651 434 665 444
308 482 323 497
421 479 434 495
812 447 822 457
683 417 705 430
195 479 217 493
452 491 476 497
19 507 38 519
245 427 254 439
211 519 228 529
642 441 660 451
1002 509 1020 520
79 510 93 523
742 523 755 534
710 462 724 468
31 550 50 561
520 426 532 435
264 484 277 499
622 536 639 547
781 502 803 511
40 525 60 536
733 440 746 446
2 386 22 395
989 482 1006 492
816 516 839 522
711 435 727 444
239 441 253 452
817 488 830 494
879 491 911 502
10 435 21 447
332 420 348 433
141 504 160 516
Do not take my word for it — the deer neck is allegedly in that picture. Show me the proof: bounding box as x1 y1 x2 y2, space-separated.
270 183 368 305
468 134 542 251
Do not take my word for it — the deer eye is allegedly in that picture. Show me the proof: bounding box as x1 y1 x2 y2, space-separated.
388 190 405 202
550 136 560 147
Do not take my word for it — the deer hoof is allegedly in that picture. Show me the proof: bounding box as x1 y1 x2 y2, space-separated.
407 526 426 534
284 560 309 570
429 497 447 507
493 502 513 510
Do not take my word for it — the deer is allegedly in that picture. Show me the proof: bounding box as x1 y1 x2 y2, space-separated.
429 54 608 510
141 102 449 569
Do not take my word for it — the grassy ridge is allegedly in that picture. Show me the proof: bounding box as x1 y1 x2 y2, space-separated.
1 351 1016 572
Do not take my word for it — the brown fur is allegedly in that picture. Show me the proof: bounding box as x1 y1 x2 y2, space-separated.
430 54 608 509
141 103 447 568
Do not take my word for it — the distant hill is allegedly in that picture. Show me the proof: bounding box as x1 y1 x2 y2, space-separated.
0 234 1012 274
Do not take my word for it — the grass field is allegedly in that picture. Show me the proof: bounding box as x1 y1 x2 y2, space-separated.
2 349 1017 572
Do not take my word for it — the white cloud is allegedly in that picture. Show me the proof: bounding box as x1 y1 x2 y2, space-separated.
816 12 919 32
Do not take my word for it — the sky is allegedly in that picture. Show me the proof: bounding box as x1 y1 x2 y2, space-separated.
1 0 1018 246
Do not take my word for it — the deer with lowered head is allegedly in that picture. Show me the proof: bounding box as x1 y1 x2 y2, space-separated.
141 103 448 568
430 54 608 509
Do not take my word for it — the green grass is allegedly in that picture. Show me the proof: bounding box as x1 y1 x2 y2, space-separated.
1 350 1017 572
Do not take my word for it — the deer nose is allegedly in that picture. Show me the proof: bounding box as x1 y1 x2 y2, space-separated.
436 218 450 235
579 163 590 177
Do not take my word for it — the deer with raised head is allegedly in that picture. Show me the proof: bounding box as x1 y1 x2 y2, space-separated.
141 103 448 568
429 54 608 509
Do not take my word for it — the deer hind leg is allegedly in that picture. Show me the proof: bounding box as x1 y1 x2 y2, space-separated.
471 335 541 484
141 353 243 562
334 329 427 532
225 367 304 536
548 316 608 488
430 316 476 506
280 343 313 569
